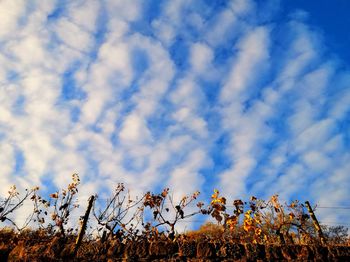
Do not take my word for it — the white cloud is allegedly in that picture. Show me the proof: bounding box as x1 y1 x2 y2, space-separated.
313 158 350 210
274 164 306 198
98 42 131 76
278 23 318 83
163 0 186 25
167 149 207 199
220 26 270 103
8 35 47 68
220 156 257 199
288 100 318 135
190 42 213 74
80 39 132 125
119 113 152 144
302 151 331 173
293 118 335 153
67 1 100 33
324 134 344 154
54 17 93 52
152 20 176 46
105 0 141 23
172 107 208 138
0 143 15 195
229 0 254 15
170 77 205 112
168 135 193 153
0 0 26 38
329 88 350 120
217 26 272 198
133 53 174 116
206 8 237 46
300 65 332 100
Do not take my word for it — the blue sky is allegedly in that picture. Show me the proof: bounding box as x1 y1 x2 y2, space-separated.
0 0 350 227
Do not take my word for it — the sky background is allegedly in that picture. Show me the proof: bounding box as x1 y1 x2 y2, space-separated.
0 0 350 227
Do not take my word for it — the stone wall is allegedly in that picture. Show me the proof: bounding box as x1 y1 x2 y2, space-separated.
1 237 350 261
117 240 350 261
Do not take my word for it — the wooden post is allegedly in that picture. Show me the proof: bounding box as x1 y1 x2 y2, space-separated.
74 195 95 256
305 201 326 245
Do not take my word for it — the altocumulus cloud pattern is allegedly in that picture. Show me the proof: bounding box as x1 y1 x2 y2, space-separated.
0 0 349 225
